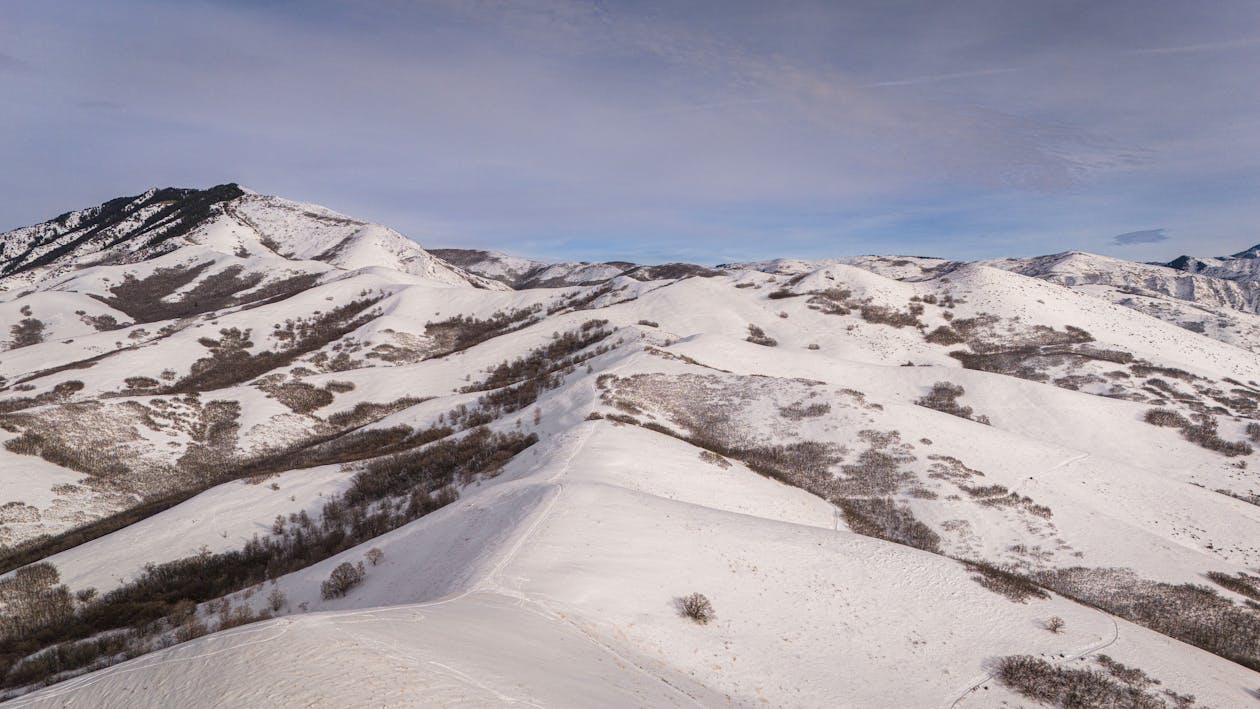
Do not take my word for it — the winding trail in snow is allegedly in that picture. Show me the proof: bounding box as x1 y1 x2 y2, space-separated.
943 450 1119 709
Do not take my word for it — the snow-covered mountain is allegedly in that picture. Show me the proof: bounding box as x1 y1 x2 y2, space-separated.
1 186 1259 708
1162 242 1260 285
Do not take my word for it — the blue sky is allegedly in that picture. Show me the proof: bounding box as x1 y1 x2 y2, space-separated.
2 0 1258 264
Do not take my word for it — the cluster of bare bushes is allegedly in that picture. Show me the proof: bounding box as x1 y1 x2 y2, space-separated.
423 306 542 355
170 296 383 393
91 262 321 325
745 324 777 347
1034 566 1260 671
915 382 991 424
996 654 1196 708
1143 408 1253 457
859 305 923 329
9 316 45 349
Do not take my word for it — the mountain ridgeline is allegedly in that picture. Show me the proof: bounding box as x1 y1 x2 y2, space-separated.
0 185 1257 707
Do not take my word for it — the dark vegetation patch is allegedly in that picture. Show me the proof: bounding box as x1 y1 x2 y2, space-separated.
461 320 612 393
91 263 322 325
325 397 429 429
1206 571 1260 602
915 382 991 424
963 559 1050 603
1143 408 1252 457
9 318 46 349
805 288 853 315
859 305 923 329
924 326 964 345
3 424 129 478
767 289 802 300
0 381 84 415
423 306 542 356
168 296 383 393
837 498 941 553
320 561 366 600
622 263 720 281
996 655 1196 709
778 401 831 419
260 380 334 414
1034 566 1260 672
75 311 125 332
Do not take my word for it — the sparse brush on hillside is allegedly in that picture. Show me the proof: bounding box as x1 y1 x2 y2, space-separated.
424 307 542 356
169 296 384 393
0 427 539 690
1143 408 1253 457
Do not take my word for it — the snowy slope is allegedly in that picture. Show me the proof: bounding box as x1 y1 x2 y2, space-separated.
0 187 1258 707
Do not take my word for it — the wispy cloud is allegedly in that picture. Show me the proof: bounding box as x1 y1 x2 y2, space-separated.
1113 229 1169 245
1126 36 1260 55
863 67 1023 88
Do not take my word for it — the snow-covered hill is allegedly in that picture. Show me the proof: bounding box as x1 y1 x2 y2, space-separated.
1 187 1258 707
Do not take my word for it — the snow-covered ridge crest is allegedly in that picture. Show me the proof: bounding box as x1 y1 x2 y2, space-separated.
0 185 504 293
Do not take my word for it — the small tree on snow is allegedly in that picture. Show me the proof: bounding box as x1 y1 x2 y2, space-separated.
365 547 384 566
320 561 366 600
680 593 715 625
1045 616 1065 634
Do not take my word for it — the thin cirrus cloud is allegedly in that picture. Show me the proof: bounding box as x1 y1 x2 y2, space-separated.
0 0 1258 263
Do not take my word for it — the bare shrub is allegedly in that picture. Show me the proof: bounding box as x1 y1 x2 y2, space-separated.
10 318 46 348
679 593 714 624
320 561 366 600
77 312 124 332
746 324 777 347
915 382 990 424
767 289 800 299
365 548 384 566
1045 616 1066 633
266 588 287 612
924 326 964 345
1247 422 1260 443
778 401 831 419
124 376 159 390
